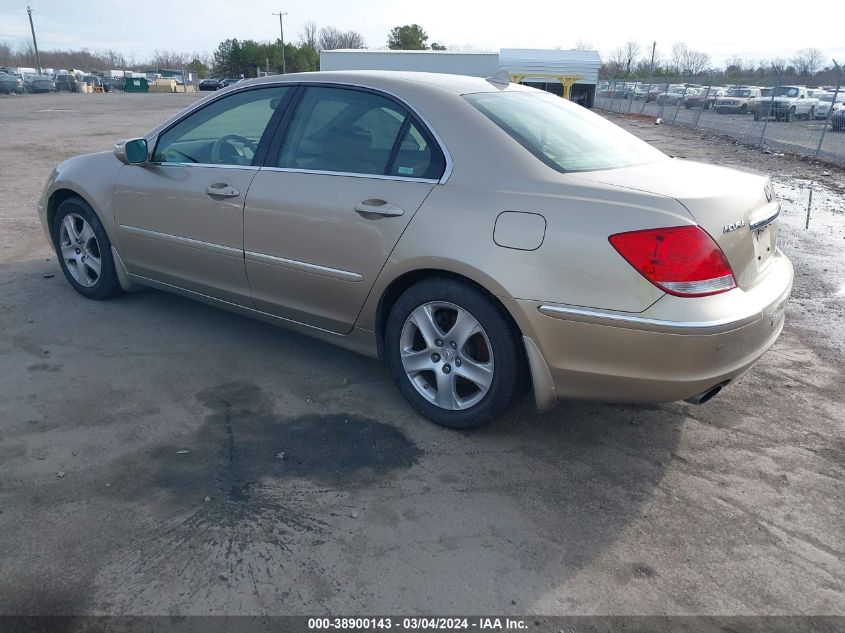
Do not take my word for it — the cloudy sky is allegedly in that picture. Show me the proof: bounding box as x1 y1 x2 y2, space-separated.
1 0 843 68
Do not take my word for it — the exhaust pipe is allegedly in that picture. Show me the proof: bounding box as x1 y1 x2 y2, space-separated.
684 382 728 405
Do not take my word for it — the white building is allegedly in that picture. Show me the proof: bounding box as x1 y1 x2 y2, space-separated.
319 48 601 106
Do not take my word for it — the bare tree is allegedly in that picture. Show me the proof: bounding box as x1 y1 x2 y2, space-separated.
685 50 710 75
299 20 318 50
318 26 365 50
340 30 365 49
605 46 627 77
574 39 593 51
0 41 13 66
791 47 824 77
150 49 188 69
770 57 788 74
621 40 641 76
670 42 709 76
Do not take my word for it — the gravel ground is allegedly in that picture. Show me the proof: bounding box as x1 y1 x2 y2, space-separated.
0 92 842 621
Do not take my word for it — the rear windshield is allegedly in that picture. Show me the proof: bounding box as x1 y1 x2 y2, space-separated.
465 91 666 173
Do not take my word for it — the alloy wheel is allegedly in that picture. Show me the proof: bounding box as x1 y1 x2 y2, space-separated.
399 302 494 411
59 213 102 288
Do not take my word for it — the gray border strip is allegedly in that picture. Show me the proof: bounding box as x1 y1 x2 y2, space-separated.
537 303 762 334
118 225 242 258
245 250 363 282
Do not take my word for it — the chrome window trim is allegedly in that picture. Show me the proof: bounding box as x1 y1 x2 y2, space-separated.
537 303 761 334
153 162 260 170
145 79 454 184
245 250 363 282
259 166 438 184
119 225 242 257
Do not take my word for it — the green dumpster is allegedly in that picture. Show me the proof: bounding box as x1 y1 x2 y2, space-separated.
124 77 149 93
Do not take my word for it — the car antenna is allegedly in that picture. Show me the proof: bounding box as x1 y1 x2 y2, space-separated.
486 70 511 86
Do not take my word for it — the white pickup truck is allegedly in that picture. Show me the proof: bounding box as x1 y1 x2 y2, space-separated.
753 85 819 122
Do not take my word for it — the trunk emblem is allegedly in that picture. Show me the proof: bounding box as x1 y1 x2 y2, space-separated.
723 220 745 233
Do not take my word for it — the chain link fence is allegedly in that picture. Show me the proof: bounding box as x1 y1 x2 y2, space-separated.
594 63 845 165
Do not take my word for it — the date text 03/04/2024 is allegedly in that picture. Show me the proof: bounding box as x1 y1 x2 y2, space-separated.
307 617 530 630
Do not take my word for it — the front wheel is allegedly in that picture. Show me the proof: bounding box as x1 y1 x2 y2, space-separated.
385 278 526 429
51 196 123 300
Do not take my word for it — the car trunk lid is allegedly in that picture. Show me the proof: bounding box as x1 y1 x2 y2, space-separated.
570 159 780 290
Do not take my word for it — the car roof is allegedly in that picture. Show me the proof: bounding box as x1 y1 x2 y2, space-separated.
239 70 535 96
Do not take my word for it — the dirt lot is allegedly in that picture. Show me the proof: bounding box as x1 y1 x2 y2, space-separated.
0 92 843 620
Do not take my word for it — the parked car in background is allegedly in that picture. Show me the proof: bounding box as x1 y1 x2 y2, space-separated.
199 78 223 91
645 84 671 102
830 106 845 131
82 75 103 90
754 85 818 122
714 86 761 114
25 74 56 93
656 86 697 106
814 92 845 119
55 74 78 92
632 84 651 100
221 78 242 87
684 86 727 110
0 71 25 94
37 71 793 428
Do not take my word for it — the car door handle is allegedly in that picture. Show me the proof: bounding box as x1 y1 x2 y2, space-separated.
354 199 405 217
205 183 240 198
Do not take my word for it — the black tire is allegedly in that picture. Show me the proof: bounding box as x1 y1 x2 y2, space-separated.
385 277 526 429
740 104 747 114
786 108 794 123
808 106 815 120
753 111 760 121
51 196 122 300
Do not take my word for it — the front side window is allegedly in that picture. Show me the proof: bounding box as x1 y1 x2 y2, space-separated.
154 86 289 166
465 91 666 173
278 86 444 179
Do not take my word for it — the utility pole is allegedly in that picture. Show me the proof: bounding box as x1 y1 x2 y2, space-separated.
272 11 288 74
27 5 43 74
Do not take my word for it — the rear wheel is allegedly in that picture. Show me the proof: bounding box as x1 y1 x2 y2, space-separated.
385 278 525 429
786 107 795 122
51 197 122 300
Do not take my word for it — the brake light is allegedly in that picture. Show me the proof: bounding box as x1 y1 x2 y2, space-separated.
609 225 736 297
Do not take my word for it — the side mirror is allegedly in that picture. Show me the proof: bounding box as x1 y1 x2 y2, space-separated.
114 138 149 165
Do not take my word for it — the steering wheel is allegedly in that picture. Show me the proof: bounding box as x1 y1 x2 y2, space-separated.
211 134 257 165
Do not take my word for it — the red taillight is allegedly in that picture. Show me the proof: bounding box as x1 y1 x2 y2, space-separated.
609 225 736 297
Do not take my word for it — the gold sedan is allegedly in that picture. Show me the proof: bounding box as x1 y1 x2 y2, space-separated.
37 71 793 428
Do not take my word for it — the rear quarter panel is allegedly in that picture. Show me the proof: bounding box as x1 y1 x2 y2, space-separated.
357 174 694 331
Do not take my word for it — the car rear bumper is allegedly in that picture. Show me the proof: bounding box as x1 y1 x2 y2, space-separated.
509 249 793 409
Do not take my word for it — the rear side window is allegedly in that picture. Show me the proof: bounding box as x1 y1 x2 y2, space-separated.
465 91 666 172
278 86 445 179
389 121 446 180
